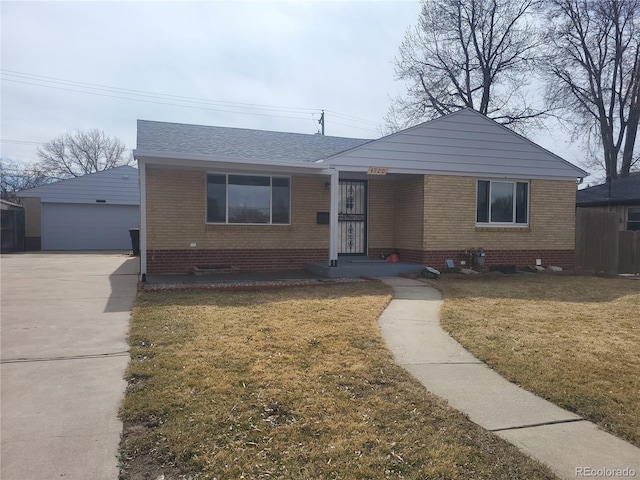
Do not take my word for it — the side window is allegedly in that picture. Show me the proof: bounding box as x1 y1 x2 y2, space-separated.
627 207 640 231
477 180 529 225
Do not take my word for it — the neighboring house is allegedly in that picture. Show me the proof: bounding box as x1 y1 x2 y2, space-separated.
17 166 139 250
576 173 640 231
134 108 587 278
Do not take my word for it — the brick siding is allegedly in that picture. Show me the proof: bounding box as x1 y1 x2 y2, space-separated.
394 176 424 250
424 175 577 250
147 248 329 274
368 247 395 260
145 166 578 274
146 166 330 250
147 247 576 275
396 248 575 270
368 179 395 250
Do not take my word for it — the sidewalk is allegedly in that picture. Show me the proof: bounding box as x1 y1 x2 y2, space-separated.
378 277 640 480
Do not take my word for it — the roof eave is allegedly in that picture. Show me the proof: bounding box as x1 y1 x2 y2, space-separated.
133 149 326 174
577 199 640 207
134 150 585 181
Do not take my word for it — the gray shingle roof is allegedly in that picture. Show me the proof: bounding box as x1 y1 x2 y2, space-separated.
576 173 640 206
136 120 372 163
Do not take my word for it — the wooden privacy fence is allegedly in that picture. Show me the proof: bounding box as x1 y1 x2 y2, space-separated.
619 230 640 274
575 208 640 275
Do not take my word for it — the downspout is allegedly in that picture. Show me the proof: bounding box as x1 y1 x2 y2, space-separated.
138 158 147 282
329 168 339 267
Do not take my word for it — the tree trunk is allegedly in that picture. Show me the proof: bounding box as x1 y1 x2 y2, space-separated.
621 104 639 176
600 119 618 179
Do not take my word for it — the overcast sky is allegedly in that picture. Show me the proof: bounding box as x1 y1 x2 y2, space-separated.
1 0 583 173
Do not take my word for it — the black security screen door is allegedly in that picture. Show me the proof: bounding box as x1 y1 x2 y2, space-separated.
338 180 367 254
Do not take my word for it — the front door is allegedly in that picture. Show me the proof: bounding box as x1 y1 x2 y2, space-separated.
338 180 367 255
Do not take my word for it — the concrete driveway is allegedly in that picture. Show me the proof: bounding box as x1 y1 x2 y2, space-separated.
1 253 138 480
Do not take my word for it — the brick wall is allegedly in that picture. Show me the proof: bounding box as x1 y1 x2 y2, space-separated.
396 248 575 270
368 179 395 251
396 174 578 270
145 166 335 273
146 166 331 250
394 176 424 250
147 248 329 274
424 175 577 250
145 166 579 273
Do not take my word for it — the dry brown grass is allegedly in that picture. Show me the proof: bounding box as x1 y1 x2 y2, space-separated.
119 282 557 480
427 274 640 447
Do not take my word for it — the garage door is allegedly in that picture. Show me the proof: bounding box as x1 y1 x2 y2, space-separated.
42 203 139 250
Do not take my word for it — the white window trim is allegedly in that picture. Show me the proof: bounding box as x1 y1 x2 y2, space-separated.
205 173 292 226
476 179 530 227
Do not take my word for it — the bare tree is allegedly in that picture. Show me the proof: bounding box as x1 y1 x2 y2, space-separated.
542 0 640 178
0 158 52 200
387 0 545 132
37 129 132 179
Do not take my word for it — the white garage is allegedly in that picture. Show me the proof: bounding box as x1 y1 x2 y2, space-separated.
41 203 139 250
17 166 140 251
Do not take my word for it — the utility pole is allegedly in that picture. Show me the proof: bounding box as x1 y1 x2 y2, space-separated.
318 110 325 136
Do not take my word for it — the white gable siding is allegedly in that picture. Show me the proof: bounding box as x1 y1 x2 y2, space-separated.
325 109 586 180
17 166 139 205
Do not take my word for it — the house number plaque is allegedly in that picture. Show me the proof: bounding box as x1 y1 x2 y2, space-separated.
367 167 389 175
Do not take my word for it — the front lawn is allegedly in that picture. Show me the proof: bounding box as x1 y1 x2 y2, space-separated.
119 282 556 479
428 274 640 447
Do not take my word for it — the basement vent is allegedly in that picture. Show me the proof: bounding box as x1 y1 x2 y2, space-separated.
96 199 106 203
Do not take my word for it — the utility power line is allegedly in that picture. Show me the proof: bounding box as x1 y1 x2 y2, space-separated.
324 109 383 127
1 69 382 134
2 69 316 114
1 139 43 146
2 77 317 122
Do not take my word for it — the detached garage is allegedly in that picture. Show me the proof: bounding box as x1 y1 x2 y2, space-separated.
17 166 139 251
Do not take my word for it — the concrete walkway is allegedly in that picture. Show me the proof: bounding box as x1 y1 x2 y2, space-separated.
378 277 640 480
1 253 138 480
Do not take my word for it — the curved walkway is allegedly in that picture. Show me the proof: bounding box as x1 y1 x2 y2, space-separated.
378 277 640 480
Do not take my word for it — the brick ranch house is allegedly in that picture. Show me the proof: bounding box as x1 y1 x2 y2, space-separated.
133 108 587 278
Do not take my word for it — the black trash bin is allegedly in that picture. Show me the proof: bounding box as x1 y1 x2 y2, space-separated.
128 228 140 256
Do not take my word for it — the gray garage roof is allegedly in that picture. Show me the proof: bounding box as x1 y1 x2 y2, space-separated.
576 173 640 206
17 166 139 205
136 120 372 163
